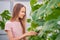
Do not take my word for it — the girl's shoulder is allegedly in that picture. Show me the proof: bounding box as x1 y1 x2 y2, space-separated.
5 20 12 24
5 20 14 28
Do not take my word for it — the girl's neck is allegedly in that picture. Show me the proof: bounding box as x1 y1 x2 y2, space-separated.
10 17 22 22
15 18 20 22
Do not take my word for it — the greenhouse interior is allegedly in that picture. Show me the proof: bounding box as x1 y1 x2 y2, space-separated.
0 0 60 40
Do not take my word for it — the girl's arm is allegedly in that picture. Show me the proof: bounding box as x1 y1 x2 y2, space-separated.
15 31 37 40
5 30 37 40
5 30 16 40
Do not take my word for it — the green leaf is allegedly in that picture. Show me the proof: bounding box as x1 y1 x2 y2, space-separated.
27 18 31 23
55 33 60 40
31 21 38 29
30 0 38 7
32 4 43 12
45 7 60 21
0 21 5 30
0 10 11 30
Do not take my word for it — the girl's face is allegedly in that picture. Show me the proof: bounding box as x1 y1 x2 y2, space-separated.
19 7 26 19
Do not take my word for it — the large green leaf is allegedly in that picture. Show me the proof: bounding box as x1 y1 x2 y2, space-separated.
0 10 11 30
45 7 60 21
0 10 11 21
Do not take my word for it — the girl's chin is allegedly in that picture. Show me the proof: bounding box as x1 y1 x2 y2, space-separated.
20 17 23 19
19 17 23 19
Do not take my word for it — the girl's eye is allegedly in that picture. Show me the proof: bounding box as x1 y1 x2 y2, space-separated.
22 11 25 13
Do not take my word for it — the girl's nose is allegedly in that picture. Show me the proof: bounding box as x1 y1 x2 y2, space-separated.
23 13 25 16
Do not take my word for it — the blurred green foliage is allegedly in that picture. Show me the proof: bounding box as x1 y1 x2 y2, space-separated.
0 10 11 30
27 0 60 40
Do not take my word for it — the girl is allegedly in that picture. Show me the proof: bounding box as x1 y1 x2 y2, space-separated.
4 3 37 40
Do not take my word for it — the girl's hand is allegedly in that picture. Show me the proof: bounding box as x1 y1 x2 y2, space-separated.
14 31 37 40
26 31 37 36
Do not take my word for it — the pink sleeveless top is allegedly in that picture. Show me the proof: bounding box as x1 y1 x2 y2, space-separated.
4 21 23 38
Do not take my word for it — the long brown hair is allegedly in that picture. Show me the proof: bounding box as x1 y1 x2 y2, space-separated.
10 3 26 40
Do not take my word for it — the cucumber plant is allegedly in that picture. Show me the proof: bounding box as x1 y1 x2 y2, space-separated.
27 0 60 40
